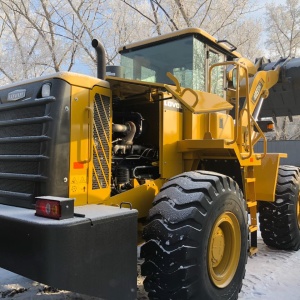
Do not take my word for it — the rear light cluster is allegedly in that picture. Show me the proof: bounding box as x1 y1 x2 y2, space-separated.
35 196 74 220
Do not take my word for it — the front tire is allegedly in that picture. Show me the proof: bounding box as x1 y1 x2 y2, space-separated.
259 165 300 250
141 170 248 300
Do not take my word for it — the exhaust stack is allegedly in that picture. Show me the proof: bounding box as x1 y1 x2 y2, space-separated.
92 39 106 80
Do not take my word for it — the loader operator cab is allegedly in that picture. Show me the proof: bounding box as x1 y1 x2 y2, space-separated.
116 28 245 148
119 28 239 98
116 28 276 163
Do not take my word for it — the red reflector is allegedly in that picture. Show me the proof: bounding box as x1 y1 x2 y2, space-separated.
36 200 61 219
35 196 74 220
73 162 84 169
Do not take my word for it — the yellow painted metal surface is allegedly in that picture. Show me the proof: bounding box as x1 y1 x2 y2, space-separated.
208 212 241 288
235 57 258 77
244 166 259 255
204 113 234 140
55 72 109 89
177 138 262 167
254 153 287 201
165 84 233 114
183 111 205 140
160 100 184 178
297 194 300 228
69 84 112 206
240 69 280 126
183 112 234 141
69 85 90 206
106 76 165 101
106 179 165 218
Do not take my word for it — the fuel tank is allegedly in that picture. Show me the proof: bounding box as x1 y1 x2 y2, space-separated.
260 58 300 118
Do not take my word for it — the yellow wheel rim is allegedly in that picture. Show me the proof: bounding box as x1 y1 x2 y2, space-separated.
208 212 241 288
297 193 300 228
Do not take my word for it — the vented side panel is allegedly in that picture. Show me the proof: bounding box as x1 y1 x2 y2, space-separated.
92 94 110 189
0 98 54 208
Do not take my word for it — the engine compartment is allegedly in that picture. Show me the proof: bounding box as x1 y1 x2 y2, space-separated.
111 100 160 195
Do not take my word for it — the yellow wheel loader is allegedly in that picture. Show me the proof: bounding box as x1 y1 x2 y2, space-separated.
0 28 299 300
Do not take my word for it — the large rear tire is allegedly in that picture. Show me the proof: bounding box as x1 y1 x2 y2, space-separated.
141 170 248 300
259 165 300 250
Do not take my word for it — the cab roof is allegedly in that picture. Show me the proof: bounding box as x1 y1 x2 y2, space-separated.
119 27 241 58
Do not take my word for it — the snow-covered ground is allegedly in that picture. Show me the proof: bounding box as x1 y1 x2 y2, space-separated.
1 231 300 299
239 233 300 300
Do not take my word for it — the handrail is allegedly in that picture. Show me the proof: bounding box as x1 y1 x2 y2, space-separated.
250 115 267 160
209 61 264 160
209 61 250 149
239 108 252 159
79 106 93 164
167 72 200 107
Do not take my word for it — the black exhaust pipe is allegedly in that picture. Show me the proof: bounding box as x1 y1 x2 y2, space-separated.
92 39 106 80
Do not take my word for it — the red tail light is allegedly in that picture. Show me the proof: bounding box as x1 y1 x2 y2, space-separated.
35 196 74 220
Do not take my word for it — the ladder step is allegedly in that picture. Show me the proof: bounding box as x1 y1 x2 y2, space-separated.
247 201 257 208
249 246 258 256
245 177 256 183
249 225 258 232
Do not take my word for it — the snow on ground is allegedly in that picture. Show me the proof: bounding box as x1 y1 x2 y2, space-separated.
239 233 300 300
1 231 300 300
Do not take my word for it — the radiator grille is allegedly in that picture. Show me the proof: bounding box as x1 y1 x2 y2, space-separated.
92 94 110 189
0 97 54 207
0 124 43 138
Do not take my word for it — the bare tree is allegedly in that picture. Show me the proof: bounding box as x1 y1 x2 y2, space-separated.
0 1 42 82
217 18 263 60
121 0 263 59
0 0 81 83
0 0 264 85
46 0 107 74
263 0 300 141
103 1 153 66
265 0 300 59
0 0 154 82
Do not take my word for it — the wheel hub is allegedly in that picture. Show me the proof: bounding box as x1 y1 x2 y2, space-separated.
208 212 241 288
211 227 225 267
